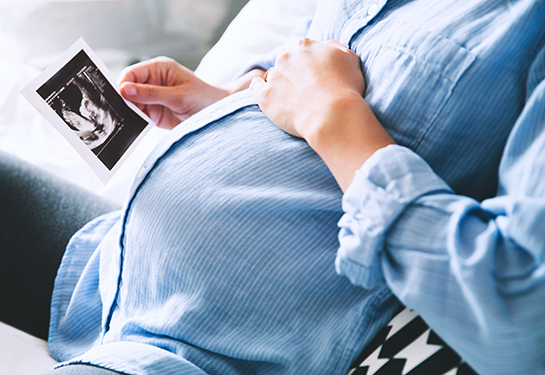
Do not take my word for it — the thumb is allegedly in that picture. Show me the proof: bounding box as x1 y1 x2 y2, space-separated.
120 82 175 106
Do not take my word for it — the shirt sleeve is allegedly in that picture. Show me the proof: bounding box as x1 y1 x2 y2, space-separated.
336 53 545 374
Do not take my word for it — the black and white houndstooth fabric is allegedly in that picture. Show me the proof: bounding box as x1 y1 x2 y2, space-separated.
348 308 478 375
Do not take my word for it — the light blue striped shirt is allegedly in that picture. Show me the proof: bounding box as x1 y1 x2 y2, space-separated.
48 0 545 374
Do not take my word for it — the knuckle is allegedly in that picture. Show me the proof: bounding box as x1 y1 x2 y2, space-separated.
154 56 172 63
298 37 312 46
154 56 177 69
276 51 290 64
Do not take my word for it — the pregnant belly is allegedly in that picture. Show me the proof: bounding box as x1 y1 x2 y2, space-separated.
114 105 371 366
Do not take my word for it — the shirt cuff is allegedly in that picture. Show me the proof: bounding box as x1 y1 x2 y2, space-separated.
335 145 452 288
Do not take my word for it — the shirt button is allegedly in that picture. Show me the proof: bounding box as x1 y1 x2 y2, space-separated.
136 165 147 179
368 3 380 17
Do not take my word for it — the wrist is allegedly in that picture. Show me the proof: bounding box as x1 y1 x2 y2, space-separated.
305 92 395 192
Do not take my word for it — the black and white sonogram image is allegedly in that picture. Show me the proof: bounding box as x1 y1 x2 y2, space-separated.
37 50 149 170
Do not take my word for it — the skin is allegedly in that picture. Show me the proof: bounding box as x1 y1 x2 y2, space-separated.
119 39 394 191
119 56 265 130
250 39 395 192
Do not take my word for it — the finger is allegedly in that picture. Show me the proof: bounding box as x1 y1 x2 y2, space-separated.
249 77 267 105
118 62 151 86
120 82 179 107
118 57 174 86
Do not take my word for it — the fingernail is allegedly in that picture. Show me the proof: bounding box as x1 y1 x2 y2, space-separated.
125 84 136 96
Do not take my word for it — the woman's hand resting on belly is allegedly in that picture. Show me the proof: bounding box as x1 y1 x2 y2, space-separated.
119 57 265 129
250 38 395 192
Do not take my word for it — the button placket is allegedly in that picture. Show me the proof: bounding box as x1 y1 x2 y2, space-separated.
339 0 389 48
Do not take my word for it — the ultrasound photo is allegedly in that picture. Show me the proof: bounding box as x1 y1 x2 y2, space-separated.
35 49 150 170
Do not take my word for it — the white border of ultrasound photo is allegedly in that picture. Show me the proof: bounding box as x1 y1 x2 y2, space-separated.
20 38 155 184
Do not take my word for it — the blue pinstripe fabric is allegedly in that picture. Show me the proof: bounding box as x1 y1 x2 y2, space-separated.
338 74 545 375
48 0 544 374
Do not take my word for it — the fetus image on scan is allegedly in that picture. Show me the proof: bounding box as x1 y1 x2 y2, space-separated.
58 70 122 152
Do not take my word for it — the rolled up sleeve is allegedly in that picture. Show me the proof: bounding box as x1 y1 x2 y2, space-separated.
336 145 452 289
335 70 545 374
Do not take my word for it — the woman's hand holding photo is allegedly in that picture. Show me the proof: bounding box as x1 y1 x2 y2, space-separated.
119 57 264 130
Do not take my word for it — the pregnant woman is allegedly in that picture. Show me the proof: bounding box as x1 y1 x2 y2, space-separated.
1 0 544 374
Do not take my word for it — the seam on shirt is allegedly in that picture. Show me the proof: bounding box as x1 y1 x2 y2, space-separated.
103 98 258 335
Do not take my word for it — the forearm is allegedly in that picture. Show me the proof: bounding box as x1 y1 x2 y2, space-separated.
337 145 545 375
304 92 394 192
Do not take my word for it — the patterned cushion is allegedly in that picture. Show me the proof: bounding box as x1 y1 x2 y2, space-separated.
348 308 478 375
